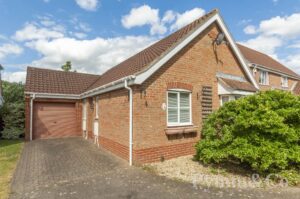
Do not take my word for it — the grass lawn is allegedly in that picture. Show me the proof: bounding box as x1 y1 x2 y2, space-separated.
0 140 23 199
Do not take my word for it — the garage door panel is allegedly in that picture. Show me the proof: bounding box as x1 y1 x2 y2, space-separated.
33 102 79 139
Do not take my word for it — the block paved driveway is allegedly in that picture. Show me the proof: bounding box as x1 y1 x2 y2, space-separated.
10 137 299 199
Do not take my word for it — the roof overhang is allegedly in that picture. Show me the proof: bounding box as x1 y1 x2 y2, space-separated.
25 92 81 100
133 13 259 90
218 80 255 96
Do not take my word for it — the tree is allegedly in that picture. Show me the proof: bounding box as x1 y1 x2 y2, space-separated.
61 61 72 72
0 81 25 139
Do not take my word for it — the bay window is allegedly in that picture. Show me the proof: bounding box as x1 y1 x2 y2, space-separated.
167 90 192 126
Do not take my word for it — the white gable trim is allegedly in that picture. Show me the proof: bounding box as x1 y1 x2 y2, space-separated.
133 13 259 89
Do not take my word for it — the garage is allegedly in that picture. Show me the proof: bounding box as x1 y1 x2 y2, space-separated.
33 102 80 139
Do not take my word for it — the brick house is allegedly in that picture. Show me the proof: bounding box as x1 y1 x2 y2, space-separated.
25 9 296 165
237 44 300 95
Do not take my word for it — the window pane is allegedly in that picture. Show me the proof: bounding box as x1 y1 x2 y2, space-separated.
168 108 178 123
180 108 190 123
168 93 178 107
180 93 190 107
222 96 229 104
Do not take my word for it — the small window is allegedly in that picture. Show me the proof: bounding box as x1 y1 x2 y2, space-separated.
259 70 269 85
281 76 288 88
167 90 192 126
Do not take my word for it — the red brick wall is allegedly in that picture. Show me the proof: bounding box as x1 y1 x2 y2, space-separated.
131 23 251 163
252 68 298 91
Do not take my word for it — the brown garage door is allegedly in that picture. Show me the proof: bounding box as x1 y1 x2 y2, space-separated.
33 102 79 139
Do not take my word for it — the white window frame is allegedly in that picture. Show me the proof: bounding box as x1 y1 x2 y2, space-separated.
281 76 288 88
259 70 269 85
167 89 192 127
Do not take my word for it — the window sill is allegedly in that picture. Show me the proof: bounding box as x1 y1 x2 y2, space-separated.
165 125 198 135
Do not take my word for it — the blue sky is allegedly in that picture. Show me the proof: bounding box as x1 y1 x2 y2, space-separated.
0 0 300 82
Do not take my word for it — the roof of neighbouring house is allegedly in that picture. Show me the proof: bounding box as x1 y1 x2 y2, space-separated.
86 9 219 91
25 67 100 95
293 81 300 95
237 43 300 79
220 78 258 92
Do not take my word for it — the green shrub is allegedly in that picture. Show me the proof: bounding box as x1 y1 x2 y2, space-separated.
1 127 23 139
0 81 25 139
195 90 300 175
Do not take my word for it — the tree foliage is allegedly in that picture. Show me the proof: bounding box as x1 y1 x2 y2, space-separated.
0 81 24 139
195 90 300 174
61 61 72 72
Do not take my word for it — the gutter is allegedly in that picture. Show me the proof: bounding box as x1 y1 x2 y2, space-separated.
29 93 36 141
124 79 133 166
249 63 300 81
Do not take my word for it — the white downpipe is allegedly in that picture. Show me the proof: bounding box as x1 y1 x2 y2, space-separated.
124 80 133 166
29 93 36 141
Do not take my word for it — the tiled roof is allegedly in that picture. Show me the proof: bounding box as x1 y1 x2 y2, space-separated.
86 9 219 91
25 67 100 95
220 78 258 92
237 43 300 78
293 81 300 95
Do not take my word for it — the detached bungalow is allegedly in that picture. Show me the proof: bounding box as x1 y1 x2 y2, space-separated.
25 9 259 164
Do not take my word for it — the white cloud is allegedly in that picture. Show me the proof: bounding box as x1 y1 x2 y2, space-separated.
240 35 282 56
75 0 98 11
257 13 300 38
170 8 205 31
241 12 300 74
243 25 257 34
2 71 26 83
288 40 300 48
25 36 156 74
0 43 23 60
13 23 64 41
72 32 87 39
122 6 205 35
162 10 176 24
121 5 167 35
282 54 300 74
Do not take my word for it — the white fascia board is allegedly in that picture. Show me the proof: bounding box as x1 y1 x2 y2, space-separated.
134 15 218 85
80 76 135 98
250 63 300 80
25 92 80 99
215 15 259 90
83 82 124 98
133 13 259 90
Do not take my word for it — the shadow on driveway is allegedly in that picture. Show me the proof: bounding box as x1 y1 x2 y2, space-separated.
10 137 299 199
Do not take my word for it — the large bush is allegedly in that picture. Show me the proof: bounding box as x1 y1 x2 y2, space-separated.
0 81 25 139
195 90 300 174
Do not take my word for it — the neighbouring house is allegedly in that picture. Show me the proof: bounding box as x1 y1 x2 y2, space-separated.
237 44 300 95
27 8 299 165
